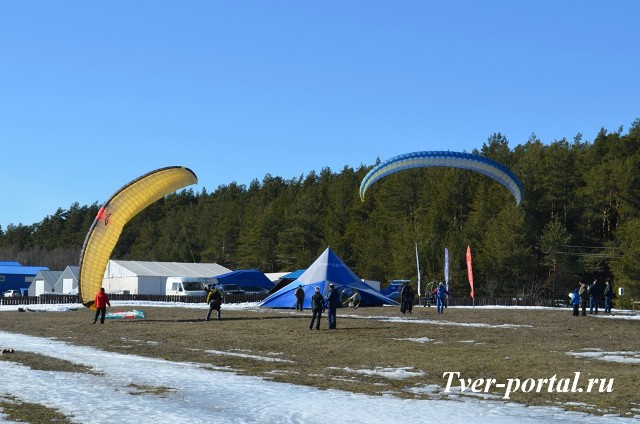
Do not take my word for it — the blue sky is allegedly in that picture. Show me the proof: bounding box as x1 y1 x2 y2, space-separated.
1 1 638 229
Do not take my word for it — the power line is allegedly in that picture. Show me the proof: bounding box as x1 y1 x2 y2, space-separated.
560 245 620 250
554 251 621 258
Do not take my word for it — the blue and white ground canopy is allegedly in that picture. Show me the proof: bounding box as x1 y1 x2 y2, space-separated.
259 247 397 309
359 151 524 205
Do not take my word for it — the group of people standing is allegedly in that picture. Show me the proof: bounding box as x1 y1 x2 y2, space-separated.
401 281 449 315
91 277 615 326
571 278 614 316
90 285 224 324
298 284 340 330
294 283 341 330
300 279 451 330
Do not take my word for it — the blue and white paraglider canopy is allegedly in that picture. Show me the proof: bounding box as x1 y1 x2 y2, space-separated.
360 150 524 205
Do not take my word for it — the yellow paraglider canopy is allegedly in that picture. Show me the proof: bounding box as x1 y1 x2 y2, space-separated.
78 166 198 309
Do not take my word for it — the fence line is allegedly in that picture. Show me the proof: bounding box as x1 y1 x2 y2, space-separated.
2 294 568 308
415 296 569 308
446 297 566 307
0 292 267 306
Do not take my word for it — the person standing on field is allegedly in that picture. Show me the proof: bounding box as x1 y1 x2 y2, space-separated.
571 287 580 316
578 280 589 316
433 282 450 314
309 286 324 330
93 287 111 324
589 279 601 314
325 283 340 329
206 286 222 321
294 285 305 311
603 279 614 313
400 281 414 315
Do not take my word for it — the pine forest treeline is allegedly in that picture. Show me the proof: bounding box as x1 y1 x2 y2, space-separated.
2 121 640 305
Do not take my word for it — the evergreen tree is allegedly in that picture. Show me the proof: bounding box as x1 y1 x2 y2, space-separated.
1 120 639 301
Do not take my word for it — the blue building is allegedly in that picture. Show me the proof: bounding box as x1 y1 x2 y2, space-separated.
0 262 49 296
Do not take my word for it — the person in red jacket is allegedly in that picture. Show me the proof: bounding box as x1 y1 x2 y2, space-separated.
93 287 111 324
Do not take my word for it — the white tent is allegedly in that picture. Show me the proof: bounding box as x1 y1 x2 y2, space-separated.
102 260 232 295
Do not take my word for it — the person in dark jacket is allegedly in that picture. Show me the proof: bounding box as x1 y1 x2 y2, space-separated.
603 279 614 313
588 279 601 314
206 287 222 321
93 287 111 324
400 282 414 315
432 282 450 314
295 285 305 311
309 287 325 330
578 280 588 316
325 283 341 329
571 287 580 316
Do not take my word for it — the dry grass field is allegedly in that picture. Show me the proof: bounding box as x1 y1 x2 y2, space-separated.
1 304 639 420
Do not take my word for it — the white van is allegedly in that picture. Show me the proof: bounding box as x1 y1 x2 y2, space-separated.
3 290 22 298
165 277 211 296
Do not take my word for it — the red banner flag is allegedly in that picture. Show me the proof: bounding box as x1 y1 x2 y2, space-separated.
466 245 474 299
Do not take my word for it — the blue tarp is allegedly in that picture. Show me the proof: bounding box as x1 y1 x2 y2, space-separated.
212 269 274 290
259 247 397 309
280 269 306 280
267 269 307 295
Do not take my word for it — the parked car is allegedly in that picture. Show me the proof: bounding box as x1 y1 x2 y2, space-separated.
3 290 22 298
214 284 245 296
242 286 269 295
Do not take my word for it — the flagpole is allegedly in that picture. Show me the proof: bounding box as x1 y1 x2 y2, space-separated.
444 247 449 307
415 241 421 299
466 245 475 307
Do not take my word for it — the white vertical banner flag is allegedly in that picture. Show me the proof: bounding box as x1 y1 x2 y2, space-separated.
415 241 421 297
444 247 450 292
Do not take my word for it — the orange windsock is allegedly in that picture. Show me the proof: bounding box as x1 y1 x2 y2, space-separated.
466 245 474 299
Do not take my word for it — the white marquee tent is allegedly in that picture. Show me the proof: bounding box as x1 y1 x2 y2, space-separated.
102 260 232 295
